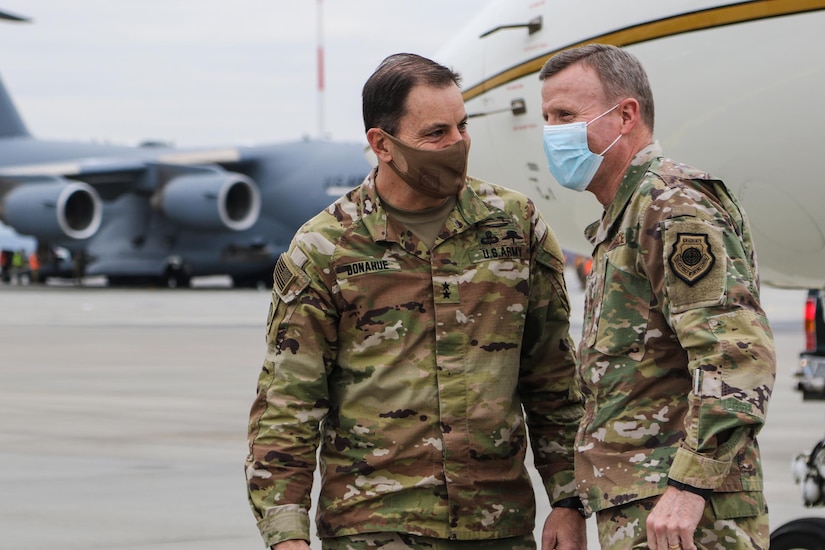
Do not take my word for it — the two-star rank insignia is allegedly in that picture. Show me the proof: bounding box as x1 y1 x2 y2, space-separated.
668 232 715 285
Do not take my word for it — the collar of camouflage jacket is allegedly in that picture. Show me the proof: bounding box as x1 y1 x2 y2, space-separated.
360 170 495 246
585 141 663 246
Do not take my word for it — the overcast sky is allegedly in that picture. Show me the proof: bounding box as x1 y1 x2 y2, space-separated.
0 1 484 148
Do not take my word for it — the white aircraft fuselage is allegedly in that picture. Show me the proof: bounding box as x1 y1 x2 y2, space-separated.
436 0 825 289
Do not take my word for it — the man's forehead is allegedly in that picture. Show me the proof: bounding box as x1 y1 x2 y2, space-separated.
400 85 465 124
542 65 604 102
404 82 462 105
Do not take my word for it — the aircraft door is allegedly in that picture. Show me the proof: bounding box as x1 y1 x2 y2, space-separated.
463 2 599 254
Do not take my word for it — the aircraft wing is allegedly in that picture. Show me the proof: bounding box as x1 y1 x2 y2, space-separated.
0 137 371 286
0 145 262 242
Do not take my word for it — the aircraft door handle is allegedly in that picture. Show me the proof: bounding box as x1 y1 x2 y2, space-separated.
480 16 542 38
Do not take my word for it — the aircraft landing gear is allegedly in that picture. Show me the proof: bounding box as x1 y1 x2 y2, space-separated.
773 434 825 549
231 269 273 290
163 257 191 288
163 265 191 288
770 516 825 549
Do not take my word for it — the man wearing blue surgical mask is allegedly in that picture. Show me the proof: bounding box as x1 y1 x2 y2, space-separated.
539 44 775 550
541 102 622 193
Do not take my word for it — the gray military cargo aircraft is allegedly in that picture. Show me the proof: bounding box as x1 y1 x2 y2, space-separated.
0 74 371 287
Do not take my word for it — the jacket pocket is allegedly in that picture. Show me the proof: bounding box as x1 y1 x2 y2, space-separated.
709 491 766 519
593 258 651 361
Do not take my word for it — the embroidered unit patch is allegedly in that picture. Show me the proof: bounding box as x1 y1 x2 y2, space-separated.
668 232 715 285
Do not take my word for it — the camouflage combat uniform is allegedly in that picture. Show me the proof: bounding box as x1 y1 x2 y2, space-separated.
246 171 582 547
577 143 775 531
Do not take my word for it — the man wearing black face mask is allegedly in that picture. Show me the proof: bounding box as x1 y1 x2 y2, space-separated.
245 53 585 550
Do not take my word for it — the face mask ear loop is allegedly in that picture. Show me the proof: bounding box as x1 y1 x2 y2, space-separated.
586 103 620 127
599 133 622 156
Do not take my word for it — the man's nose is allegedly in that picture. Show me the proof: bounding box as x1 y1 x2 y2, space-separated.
446 126 466 144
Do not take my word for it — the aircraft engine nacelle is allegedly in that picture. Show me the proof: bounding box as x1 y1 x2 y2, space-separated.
0 178 102 240
155 171 261 231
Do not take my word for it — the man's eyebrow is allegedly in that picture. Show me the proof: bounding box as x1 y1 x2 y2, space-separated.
420 122 450 134
421 116 468 134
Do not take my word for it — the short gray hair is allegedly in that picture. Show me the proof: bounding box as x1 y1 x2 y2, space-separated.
539 43 654 131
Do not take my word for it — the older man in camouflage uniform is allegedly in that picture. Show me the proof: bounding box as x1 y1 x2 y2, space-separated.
246 53 585 550
539 44 775 550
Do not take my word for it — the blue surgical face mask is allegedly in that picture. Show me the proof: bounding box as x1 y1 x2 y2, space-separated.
542 104 622 192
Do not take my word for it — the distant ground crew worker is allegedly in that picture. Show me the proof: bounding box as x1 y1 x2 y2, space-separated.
540 44 775 549
0 249 10 283
28 250 40 283
572 254 592 290
72 251 88 284
11 249 24 284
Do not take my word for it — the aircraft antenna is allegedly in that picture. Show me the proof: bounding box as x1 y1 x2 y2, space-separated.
0 8 30 22
316 0 325 138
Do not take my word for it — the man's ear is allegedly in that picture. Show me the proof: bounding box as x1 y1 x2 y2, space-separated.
367 128 392 163
618 98 641 134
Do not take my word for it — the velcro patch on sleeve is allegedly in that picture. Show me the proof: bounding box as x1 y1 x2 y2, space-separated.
664 219 726 313
273 253 310 304
537 225 565 273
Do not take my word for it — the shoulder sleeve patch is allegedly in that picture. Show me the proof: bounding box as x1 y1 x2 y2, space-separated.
664 219 726 313
669 232 714 285
273 253 310 304
537 226 565 274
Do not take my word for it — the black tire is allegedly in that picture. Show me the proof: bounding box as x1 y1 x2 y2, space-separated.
163 266 191 289
231 270 273 290
106 275 127 287
770 517 825 550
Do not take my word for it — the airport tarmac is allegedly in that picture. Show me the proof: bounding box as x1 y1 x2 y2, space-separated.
1 274 823 549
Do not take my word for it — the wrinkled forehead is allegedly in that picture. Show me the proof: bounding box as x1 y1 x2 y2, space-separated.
541 64 607 111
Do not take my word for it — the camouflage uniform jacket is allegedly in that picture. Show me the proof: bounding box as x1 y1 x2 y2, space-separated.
576 142 775 515
246 170 582 546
